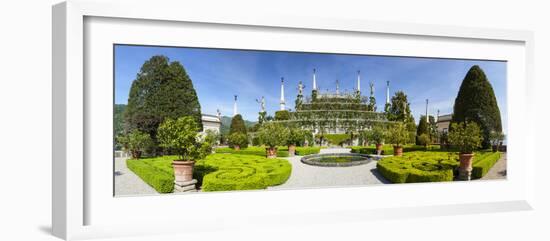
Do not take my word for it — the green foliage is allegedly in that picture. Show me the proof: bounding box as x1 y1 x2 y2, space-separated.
118 130 153 158
320 133 351 146
274 110 291 121
452 65 502 149
416 115 429 145
385 91 415 124
489 131 505 146
472 152 501 178
258 111 267 124
126 157 174 193
228 132 249 149
387 122 413 147
258 122 289 148
114 104 126 145
229 114 248 135
157 116 211 161
364 126 385 145
287 128 306 146
198 154 291 191
351 145 431 155
376 152 459 183
448 121 482 154
417 133 431 147
124 55 202 148
295 147 321 155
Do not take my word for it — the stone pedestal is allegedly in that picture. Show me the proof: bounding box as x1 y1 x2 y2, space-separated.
174 179 197 192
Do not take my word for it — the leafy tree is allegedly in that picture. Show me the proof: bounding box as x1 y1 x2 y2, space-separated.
448 121 482 154
365 125 386 145
489 131 505 148
417 133 430 147
287 128 306 146
258 122 289 148
228 132 248 149
229 114 247 135
124 55 202 151
157 116 210 161
116 130 153 159
114 104 126 137
387 122 412 147
385 91 416 133
416 115 429 143
274 110 291 121
452 65 502 149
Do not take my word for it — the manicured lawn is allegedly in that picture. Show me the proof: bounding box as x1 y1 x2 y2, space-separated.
376 151 501 183
127 153 292 193
215 146 321 157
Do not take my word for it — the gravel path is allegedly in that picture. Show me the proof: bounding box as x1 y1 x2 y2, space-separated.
480 152 507 180
114 157 158 196
269 148 389 190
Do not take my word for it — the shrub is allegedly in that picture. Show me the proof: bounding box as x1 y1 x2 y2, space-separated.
321 133 351 146
228 132 249 149
274 110 291 121
295 147 321 155
157 116 211 161
452 65 502 149
229 114 248 135
198 154 292 191
417 133 430 147
351 145 432 155
257 122 289 148
126 158 174 193
472 152 501 178
387 122 413 147
376 152 459 183
118 130 153 159
287 128 306 146
448 121 482 154
364 126 385 145
215 146 290 157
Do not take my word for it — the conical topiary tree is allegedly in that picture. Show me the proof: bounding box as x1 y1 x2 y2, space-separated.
124 55 202 152
229 114 247 135
452 65 502 149
416 115 429 145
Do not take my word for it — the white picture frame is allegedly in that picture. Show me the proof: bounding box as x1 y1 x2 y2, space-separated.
52 0 535 240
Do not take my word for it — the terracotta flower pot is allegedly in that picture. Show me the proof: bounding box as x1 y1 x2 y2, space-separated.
375 144 383 155
458 153 474 181
288 144 296 156
233 145 240 151
393 146 403 157
266 147 277 158
172 160 195 185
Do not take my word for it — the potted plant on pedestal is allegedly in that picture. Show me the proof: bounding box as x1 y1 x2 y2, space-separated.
387 122 411 157
258 122 289 158
117 129 153 159
448 121 482 181
228 132 248 151
157 116 211 189
489 131 505 152
366 126 386 155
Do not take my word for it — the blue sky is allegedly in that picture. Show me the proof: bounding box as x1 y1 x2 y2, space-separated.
115 45 507 133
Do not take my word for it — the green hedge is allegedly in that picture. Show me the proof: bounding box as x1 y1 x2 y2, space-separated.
215 146 289 157
377 152 458 183
295 147 321 155
128 154 292 193
472 152 501 179
376 151 501 183
126 158 174 193
351 145 435 155
321 134 351 145
198 154 291 191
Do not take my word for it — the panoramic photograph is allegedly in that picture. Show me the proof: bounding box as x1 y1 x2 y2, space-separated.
113 44 507 196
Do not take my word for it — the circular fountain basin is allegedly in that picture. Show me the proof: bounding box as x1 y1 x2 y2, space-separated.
300 153 379 167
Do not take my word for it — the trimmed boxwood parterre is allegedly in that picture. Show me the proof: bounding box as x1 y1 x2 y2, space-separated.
376 151 501 183
127 154 292 193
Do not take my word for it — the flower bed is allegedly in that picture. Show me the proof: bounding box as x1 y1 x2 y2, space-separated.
376 151 500 183
128 154 292 192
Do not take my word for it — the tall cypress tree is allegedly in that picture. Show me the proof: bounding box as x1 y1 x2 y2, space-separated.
416 115 429 145
229 114 247 135
124 55 203 146
452 65 502 149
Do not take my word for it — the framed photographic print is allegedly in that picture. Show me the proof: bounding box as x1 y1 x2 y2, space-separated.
53 0 535 240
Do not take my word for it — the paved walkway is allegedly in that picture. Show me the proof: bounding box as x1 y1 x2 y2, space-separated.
114 157 158 196
480 152 507 180
269 148 389 190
